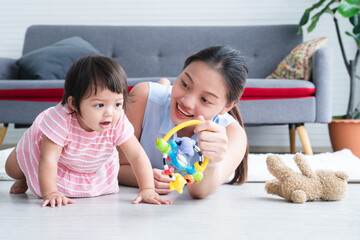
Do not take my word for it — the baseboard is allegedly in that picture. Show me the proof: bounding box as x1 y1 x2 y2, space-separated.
249 146 333 154
0 144 16 150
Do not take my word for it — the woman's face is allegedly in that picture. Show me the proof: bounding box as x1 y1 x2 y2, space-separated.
170 60 234 129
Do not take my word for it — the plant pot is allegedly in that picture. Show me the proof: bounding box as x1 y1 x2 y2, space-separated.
328 119 360 158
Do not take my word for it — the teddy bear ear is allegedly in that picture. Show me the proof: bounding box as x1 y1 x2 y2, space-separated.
335 171 349 181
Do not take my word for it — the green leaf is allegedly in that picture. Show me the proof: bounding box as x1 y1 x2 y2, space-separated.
338 2 360 17
307 15 321 32
345 0 360 5
297 0 327 34
354 111 360 119
332 115 347 119
353 22 360 34
345 31 360 48
297 12 311 34
350 14 360 26
350 14 360 34
307 4 332 32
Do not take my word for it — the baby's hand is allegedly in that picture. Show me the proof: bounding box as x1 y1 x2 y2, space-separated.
42 192 75 207
132 188 173 205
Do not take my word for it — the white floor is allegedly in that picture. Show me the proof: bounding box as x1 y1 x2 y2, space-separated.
1 181 359 240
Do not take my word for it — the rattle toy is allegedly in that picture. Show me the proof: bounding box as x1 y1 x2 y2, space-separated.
155 120 209 194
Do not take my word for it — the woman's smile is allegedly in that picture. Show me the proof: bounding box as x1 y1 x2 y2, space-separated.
175 103 194 118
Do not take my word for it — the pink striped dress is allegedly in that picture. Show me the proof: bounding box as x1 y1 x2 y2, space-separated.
16 103 134 198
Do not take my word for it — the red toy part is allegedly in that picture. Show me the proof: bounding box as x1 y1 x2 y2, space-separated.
164 167 174 176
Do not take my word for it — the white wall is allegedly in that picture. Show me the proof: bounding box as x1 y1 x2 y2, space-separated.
0 0 356 151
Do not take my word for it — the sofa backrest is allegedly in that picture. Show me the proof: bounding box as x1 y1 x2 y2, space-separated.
23 25 302 78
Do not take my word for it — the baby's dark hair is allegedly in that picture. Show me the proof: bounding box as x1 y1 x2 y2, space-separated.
183 46 249 185
61 54 128 116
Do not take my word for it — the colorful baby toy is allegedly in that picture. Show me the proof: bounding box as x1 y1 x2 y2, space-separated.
155 120 209 194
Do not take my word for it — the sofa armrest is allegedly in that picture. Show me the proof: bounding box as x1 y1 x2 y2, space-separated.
0 57 19 79
312 47 333 123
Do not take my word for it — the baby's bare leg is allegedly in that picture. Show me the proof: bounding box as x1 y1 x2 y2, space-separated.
5 148 28 194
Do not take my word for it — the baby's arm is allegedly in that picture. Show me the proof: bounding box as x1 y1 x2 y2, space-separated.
118 82 172 194
38 136 75 207
117 135 172 205
118 82 148 187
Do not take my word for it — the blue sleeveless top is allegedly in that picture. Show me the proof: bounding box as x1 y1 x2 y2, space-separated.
140 82 237 170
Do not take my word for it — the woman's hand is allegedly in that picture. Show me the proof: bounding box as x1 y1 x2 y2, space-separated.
42 192 75 207
132 188 173 205
153 168 172 195
194 116 228 163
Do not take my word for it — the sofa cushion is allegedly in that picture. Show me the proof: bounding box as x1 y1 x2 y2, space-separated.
242 79 315 100
266 37 327 81
16 37 100 80
240 97 316 124
0 58 19 79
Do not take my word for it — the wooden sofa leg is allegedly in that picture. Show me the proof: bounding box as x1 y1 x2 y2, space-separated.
289 124 296 154
0 123 9 145
295 124 313 155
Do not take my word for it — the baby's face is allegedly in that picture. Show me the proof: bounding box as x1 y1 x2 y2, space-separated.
76 88 124 132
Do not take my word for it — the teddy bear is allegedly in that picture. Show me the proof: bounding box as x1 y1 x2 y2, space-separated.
265 153 348 203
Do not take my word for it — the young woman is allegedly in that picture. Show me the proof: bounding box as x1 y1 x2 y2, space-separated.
118 46 249 199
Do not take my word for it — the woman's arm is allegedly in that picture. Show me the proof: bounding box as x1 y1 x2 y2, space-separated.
187 121 247 199
39 135 75 207
118 82 149 187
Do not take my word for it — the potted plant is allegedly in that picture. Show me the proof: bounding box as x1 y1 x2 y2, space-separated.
297 0 360 157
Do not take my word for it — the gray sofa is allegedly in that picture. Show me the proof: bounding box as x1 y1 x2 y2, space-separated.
0 25 332 153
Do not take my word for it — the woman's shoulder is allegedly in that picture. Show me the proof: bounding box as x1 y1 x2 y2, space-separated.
147 82 172 105
130 82 149 98
213 112 237 128
129 81 171 105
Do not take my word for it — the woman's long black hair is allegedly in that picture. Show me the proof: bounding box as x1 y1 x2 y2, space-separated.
183 46 249 184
